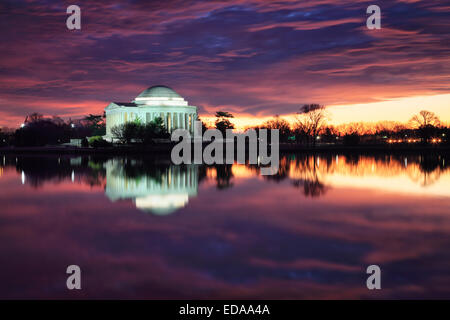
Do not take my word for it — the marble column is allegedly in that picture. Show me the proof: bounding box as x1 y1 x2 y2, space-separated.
188 113 191 131
190 113 194 134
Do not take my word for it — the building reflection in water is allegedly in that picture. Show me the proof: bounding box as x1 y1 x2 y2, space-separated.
104 159 198 215
3 153 449 209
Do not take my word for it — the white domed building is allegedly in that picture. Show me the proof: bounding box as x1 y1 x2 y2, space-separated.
104 85 198 140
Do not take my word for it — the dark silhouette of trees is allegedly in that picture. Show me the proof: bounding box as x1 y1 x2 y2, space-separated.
123 121 143 144
292 117 311 145
409 110 441 144
83 114 106 136
5 108 449 149
81 137 89 147
111 117 168 144
321 126 339 143
215 111 234 118
0 128 8 146
0 127 15 146
410 110 440 128
294 104 328 146
261 115 292 142
0 129 4 144
15 115 71 146
25 113 44 124
88 136 111 148
343 132 360 146
111 124 127 144
9 112 110 147
215 111 234 135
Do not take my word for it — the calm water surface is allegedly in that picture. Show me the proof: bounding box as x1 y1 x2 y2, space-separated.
1 153 450 299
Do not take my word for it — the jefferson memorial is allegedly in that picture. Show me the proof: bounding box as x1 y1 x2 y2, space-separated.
104 85 198 140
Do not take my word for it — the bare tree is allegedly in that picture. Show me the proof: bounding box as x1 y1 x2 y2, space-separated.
409 110 441 143
294 104 328 146
409 110 440 128
262 115 292 142
293 116 311 144
111 124 126 144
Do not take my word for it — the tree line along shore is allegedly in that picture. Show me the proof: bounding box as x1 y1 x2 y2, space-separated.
0 106 449 150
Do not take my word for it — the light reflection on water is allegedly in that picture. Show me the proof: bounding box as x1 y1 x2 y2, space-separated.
104 159 199 215
0 153 450 299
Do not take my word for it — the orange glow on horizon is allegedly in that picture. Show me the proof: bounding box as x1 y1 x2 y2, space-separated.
1 93 449 132
200 93 450 131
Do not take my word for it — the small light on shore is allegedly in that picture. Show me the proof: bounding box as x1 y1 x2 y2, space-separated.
431 138 442 144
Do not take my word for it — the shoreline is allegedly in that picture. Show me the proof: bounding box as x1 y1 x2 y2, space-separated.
1 144 449 155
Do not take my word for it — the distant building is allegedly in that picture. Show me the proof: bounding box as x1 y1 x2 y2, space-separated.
104 85 198 140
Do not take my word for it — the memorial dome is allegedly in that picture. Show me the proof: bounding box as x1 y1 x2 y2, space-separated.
136 85 182 99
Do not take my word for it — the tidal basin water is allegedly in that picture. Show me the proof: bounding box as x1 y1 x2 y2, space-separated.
1 153 450 299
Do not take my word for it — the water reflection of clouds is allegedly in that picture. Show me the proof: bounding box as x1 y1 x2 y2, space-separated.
1 154 450 298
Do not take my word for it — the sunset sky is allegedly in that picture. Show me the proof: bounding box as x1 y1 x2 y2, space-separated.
0 0 449 129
